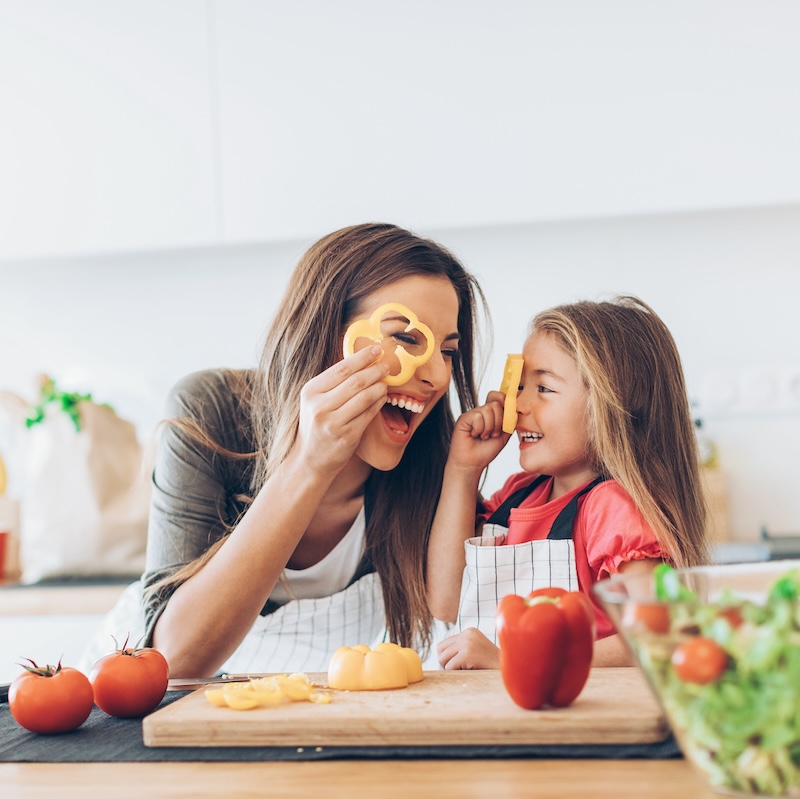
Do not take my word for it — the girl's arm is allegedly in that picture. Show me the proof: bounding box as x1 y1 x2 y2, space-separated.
427 392 509 622
150 346 390 677
591 557 663 667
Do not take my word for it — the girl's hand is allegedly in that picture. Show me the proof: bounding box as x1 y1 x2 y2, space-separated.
438 628 500 670
295 345 389 474
447 390 511 472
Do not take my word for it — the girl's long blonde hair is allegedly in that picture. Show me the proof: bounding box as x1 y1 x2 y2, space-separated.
531 296 708 568
154 223 487 651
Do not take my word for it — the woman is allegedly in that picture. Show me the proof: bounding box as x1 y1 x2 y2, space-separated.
140 223 486 677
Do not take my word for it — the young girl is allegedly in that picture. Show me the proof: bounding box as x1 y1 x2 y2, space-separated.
426 296 708 669
82 223 486 678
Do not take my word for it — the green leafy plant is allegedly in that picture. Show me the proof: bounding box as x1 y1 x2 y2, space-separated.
24 376 110 432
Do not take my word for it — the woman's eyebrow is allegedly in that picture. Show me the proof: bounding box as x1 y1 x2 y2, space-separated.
444 332 461 342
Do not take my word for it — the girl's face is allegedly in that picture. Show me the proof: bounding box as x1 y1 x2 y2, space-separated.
350 275 460 472
515 331 597 497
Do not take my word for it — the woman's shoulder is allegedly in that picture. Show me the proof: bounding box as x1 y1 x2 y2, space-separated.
165 368 256 452
167 368 255 416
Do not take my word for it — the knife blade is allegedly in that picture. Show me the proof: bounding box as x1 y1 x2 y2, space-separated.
167 675 254 690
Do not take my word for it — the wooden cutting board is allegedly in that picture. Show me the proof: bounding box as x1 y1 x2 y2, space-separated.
143 668 668 748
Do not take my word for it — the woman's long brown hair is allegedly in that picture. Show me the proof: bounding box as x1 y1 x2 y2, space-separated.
153 223 487 652
531 296 708 568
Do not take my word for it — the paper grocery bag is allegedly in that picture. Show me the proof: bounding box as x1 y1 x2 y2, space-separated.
20 399 150 583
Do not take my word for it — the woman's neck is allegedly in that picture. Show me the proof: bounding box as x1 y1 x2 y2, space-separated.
288 456 371 569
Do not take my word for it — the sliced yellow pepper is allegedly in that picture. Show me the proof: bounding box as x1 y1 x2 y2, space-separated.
499 354 524 434
327 642 424 691
343 302 435 386
204 673 331 710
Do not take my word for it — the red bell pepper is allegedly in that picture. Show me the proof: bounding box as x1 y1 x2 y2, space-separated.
496 587 595 710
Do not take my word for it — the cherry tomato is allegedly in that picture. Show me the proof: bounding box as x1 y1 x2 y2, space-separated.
9 659 94 734
717 606 744 629
622 602 671 634
671 636 728 684
90 645 169 718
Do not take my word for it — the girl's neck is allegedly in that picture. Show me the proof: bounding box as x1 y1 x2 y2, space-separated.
549 467 601 501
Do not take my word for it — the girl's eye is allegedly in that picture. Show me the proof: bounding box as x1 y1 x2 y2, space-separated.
537 385 554 394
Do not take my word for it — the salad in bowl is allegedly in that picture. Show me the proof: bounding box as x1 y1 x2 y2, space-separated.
594 560 800 797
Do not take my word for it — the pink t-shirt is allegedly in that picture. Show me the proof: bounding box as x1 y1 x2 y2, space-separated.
479 473 665 638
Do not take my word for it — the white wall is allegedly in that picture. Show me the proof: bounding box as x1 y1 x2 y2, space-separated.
2 1 800 257
0 1 799 545
1 204 799 541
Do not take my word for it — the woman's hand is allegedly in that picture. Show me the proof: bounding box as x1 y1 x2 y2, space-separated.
447 390 511 474
295 345 390 474
437 628 500 670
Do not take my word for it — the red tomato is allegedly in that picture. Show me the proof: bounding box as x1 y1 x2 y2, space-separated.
671 636 728 684
90 646 169 718
622 602 671 634
9 659 94 734
717 606 744 629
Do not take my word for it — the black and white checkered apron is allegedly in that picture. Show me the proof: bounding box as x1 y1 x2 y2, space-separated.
455 475 605 644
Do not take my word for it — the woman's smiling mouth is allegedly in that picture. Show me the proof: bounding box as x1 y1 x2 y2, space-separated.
381 393 427 438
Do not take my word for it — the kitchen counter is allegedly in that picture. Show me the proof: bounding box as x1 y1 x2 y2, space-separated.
0 759 717 798
0 580 128 615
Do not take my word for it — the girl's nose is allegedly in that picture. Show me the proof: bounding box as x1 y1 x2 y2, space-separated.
513 384 529 414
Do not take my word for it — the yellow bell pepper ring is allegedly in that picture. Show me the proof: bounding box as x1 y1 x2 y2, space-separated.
499 354 524 434
342 302 436 387
204 673 331 710
327 642 424 691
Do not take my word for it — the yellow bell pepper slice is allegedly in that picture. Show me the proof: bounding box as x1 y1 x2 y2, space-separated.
327 642 424 691
499 354 524 434
343 302 435 386
204 672 331 710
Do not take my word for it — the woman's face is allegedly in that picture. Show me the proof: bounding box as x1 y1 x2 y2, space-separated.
348 275 460 471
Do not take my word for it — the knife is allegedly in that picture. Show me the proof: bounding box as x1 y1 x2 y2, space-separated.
167 675 254 691
0 683 8 704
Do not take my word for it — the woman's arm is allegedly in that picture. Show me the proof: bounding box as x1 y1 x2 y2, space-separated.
149 348 390 677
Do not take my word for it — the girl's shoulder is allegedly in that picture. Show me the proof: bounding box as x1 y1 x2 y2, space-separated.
480 472 548 515
582 478 642 517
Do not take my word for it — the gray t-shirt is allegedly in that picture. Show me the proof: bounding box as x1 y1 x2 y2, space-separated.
140 368 376 648
141 368 256 644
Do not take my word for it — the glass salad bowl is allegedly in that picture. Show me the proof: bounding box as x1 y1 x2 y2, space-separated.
594 560 800 797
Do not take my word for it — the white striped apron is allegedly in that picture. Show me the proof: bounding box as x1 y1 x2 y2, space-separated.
455 475 604 644
219 571 385 674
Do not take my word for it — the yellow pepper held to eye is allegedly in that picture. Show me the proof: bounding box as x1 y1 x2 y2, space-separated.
327 643 424 691
343 302 435 386
499 354 524 434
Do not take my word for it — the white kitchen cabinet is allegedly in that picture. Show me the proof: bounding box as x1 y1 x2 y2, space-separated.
3 2 800 260
0 1 217 260
214 1 800 243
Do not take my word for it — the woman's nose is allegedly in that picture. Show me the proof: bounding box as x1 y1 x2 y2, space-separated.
416 349 449 389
